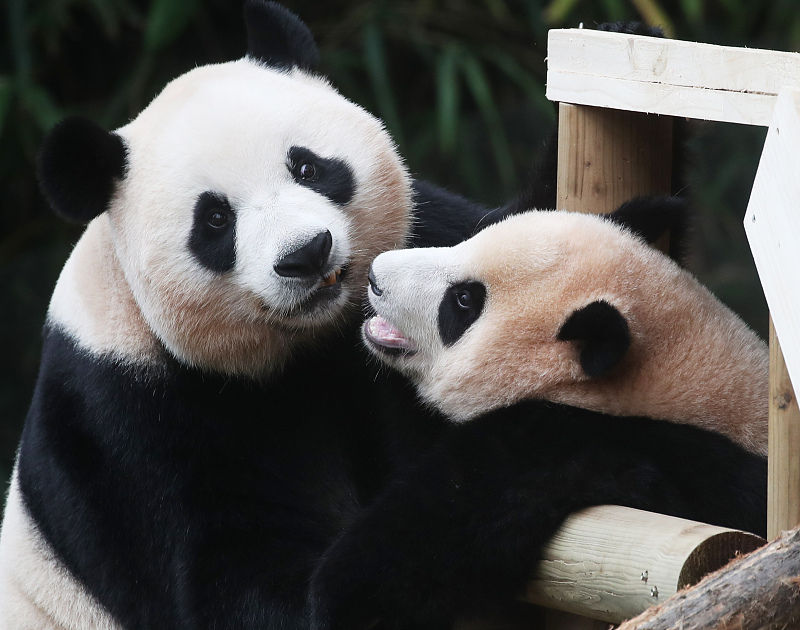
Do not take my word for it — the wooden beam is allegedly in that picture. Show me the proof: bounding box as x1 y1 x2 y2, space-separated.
523 505 764 624
744 89 800 397
768 319 800 540
547 29 800 126
615 525 800 629
556 103 672 215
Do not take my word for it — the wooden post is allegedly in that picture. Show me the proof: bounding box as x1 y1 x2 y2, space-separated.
548 103 674 630
768 319 800 540
556 104 673 215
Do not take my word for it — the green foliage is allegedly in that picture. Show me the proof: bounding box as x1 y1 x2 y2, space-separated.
1 0 798 480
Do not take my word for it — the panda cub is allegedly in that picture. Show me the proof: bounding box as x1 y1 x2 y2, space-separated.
365 204 768 455
306 203 767 630
0 2 509 628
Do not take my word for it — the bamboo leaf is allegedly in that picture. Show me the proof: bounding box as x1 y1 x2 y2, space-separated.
543 0 581 25
460 54 514 191
362 21 405 148
630 0 675 36
436 44 461 154
485 52 554 123
679 0 703 26
144 0 198 53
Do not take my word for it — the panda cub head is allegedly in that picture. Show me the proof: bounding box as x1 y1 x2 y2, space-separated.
38 1 411 376
364 203 768 455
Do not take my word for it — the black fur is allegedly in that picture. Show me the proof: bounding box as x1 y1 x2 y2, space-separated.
288 146 355 206
605 195 691 264
557 300 631 378
437 281 486 346
309 401 766 630
20 328 766 630
188 192 237 273
18 325 443 629
244 0 319 71
37 116 127 224
411 180 506 247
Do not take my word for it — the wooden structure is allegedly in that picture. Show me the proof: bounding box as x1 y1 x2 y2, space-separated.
519 28 800 626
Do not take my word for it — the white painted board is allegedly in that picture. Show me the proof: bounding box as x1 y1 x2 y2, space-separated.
744 89 800 390
547 29 800 126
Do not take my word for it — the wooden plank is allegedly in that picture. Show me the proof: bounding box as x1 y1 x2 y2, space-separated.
556 103 672 214
547 70 776 126
744 89 800 397
547 29 800 125
767 319 800 539
548 29 800 96
523 505 764 624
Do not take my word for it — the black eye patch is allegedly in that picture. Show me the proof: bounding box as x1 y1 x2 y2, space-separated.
287 146 355 206
188 192 236 273
438 281 486 346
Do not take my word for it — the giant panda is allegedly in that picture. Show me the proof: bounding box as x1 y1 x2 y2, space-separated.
303 204 768 630
364 202 768 455
0 2 521 628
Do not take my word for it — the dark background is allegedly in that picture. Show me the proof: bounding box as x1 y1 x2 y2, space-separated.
3 0 799 483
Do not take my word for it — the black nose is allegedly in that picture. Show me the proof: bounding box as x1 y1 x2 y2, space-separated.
367 265 383 296
274 230 332 278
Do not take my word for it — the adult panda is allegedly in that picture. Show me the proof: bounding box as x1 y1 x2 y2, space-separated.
307 204 767 630
0 2 511 628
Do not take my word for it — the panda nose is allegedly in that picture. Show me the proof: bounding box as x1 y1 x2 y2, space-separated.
274 230 333 278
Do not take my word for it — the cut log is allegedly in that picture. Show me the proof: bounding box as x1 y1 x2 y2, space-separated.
616 525 800 629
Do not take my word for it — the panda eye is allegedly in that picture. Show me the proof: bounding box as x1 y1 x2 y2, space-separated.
206 209 229 229
298 162 316 181
455 289 473 310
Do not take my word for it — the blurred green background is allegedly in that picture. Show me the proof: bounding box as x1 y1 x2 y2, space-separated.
2 0 799 482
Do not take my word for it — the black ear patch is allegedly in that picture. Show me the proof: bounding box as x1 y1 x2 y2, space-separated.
605 196 690 264
37 116 127 224
557 300 630 378
244 1 319 71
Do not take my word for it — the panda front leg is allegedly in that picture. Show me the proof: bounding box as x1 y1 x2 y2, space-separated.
307 410 692 630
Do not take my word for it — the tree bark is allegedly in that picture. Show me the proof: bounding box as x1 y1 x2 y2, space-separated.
616 526 800 629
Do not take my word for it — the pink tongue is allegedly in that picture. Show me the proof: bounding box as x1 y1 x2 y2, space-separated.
366 315 414 350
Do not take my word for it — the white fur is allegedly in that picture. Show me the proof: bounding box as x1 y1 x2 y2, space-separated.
46 58 411 375
0 470 121 630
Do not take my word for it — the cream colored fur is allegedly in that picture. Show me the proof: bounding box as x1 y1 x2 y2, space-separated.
367 211 768 456
0 471 121 630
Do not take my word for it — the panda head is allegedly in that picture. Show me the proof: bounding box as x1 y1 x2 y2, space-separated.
37 1 411 376
363 201 692 420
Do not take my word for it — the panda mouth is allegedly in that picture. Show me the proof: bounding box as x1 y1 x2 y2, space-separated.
363 315 417 357
319 267 344 288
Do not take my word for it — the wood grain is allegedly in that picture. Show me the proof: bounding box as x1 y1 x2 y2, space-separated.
524 505 763 624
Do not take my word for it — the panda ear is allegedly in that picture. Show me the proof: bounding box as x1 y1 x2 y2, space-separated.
604 196 690 264
37 116 127 224
556 300 630 378
244 1 319 71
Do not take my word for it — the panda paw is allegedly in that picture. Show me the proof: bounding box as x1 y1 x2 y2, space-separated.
308 527 447 630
